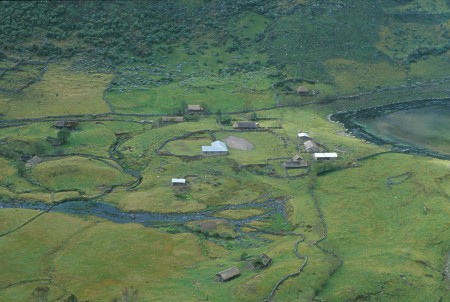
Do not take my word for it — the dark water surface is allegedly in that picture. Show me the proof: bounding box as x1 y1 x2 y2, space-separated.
331 99 450 159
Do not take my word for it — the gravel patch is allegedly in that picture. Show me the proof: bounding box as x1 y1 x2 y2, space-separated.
223 136 254 150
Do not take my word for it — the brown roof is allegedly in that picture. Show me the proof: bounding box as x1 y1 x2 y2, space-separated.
187 104 203 111
304 140 319 152
282 160 308 169
215 266 240 282
296 86 309 94
233 121 259 129
161 116 184 122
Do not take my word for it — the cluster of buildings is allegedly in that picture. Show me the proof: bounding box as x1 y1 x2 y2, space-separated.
298 132 338 160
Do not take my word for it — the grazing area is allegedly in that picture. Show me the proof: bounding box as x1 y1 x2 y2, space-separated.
0 0 449 301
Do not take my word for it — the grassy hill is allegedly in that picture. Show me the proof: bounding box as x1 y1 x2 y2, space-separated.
0 1 449 301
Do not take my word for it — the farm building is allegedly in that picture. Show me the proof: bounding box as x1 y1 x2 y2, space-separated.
296 85 309 95
314 153 338 160
162 116 184 123
297 132 310 141
171 178 186 186
215 266 240 282
54 120 79 130
282 155 308 169
26 156 43 167
258 254 272 268
233 121 259 129
304 140 320 153
202 141 228 155
187 104 203 112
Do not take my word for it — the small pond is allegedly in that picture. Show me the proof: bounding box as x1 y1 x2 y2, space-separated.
331 99 450 159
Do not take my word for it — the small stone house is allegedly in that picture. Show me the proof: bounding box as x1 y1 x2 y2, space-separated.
304 140 320 153
54 120 79 130
26 156 43 167
215 266 240 282
296 85 309 95
232 121 259 129
162 116 184 123
187 104 203 112
282 155 308 169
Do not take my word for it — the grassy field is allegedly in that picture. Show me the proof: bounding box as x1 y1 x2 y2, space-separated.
0 63 112 119
0 0 449 301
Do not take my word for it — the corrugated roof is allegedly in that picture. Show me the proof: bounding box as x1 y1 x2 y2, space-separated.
202 141 228 152
171 178 186 184
314 153 338 158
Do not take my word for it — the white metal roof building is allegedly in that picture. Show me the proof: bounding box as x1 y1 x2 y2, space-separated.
171 178 186 185
297 132 310 139
202 141 228 155
313 152 338 160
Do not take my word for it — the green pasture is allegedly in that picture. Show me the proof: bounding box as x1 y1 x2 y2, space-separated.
30 156 134 196
0 63 112 119
314 153 450 301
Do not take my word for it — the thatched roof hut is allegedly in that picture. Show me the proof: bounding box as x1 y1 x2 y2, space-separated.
215 266 240 282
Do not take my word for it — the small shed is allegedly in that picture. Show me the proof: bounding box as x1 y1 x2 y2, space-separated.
215 266 240 282
304 140 320 153
314 152 338 160
233 121 259 129
187 104 203 112
297 132 310 141
202 141 228 155
283 154 308 169
259 254 272 268
162 116 184 123
54 120 79 130
26 156 43 167
296 86 309 95
171 178 186 186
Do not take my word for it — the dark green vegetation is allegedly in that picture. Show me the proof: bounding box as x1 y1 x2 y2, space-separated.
0 0 449 301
